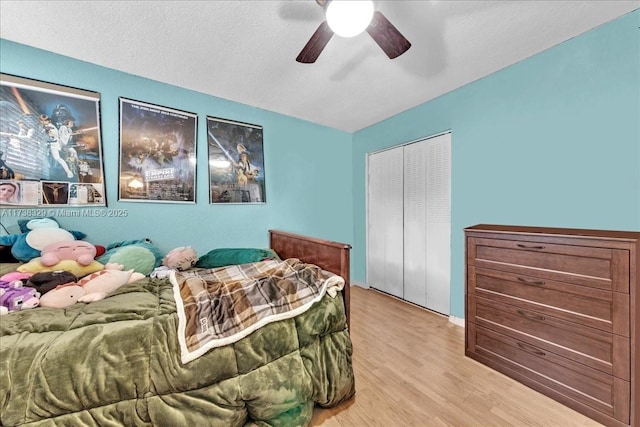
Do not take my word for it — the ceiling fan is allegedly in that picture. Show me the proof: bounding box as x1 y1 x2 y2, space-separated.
296 0 411 63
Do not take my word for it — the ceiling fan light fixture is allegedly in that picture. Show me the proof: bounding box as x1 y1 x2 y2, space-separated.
325 0 374 38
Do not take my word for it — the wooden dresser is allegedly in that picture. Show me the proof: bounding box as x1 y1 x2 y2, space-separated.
465 224 639 427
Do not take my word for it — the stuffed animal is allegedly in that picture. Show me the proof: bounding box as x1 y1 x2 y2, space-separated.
25 270 78 295
17 258 104 278
0 280 40 315
0 271 33 284
39 264 145 308
40 240 97 267
0 217 86 262
94 245 106 257
162 246 198 271
96 239 162 275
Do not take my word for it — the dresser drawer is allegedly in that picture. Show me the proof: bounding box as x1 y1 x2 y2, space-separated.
468 295 630 380
467 324 631 423
469 266 630 336
467 237 629 293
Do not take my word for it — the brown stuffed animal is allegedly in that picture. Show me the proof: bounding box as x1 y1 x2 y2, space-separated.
26 270 78 295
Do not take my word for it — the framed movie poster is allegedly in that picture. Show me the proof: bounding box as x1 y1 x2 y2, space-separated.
0 73 106 207
207 117 265 204
118 98 197 203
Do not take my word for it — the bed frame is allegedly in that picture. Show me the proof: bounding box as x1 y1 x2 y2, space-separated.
269 230 351 329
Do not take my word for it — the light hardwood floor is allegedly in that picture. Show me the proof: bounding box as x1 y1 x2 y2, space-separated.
311 285 603 427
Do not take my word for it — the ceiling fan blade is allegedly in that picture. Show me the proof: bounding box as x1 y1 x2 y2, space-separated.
296 21 334 63
366 11 411 59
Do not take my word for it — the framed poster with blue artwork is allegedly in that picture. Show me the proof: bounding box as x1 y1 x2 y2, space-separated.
118 98 197 204
0 73 106 207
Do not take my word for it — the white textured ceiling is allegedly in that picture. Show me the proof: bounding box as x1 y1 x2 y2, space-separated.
1 1 638 133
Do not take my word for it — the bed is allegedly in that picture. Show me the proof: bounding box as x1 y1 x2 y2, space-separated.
0 230 355 426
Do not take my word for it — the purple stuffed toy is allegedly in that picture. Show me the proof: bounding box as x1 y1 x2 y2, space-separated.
0 280 40 315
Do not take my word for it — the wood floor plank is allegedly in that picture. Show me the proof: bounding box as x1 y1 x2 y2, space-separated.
311 285 603 426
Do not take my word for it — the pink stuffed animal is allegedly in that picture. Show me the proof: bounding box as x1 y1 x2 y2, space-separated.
0 271 33 284
40 241 97 267
162 246 198 271
39 264 145 308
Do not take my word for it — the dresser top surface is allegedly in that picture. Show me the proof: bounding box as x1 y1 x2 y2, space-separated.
465 224 640 240
465 224 640 241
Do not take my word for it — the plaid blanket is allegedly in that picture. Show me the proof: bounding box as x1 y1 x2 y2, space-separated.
171 258 345 363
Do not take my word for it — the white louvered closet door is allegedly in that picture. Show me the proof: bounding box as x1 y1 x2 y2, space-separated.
403 141 427 307
403 133 450 314
424 134 450 315
368 133 451 315
367 147 404 298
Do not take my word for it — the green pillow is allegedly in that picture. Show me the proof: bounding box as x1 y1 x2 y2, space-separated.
196 248 279 269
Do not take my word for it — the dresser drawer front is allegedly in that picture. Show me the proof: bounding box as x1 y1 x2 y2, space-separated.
468 237 629 293
470 295 630 379
471 266 630 336
468 325 630 422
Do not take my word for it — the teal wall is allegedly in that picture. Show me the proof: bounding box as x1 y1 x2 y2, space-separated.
352 10 640 317
0 39 354 255
2 10 638 320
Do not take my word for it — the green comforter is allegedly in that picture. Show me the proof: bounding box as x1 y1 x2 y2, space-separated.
0 274 355 426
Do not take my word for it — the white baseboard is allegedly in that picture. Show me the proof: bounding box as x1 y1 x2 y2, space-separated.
351 282 464 328
448 315 465 328
353 283 465 328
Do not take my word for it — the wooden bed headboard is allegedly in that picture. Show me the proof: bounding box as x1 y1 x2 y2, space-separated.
269 230 351 330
